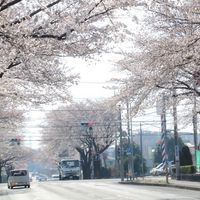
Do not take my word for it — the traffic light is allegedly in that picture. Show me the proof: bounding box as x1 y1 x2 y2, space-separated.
81 122 89 127
81 122 93 130
10 138 20 145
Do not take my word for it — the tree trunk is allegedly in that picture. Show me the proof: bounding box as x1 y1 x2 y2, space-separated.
94 159 101 178
76 147 92 179
0 166 2 183
82 162 91 179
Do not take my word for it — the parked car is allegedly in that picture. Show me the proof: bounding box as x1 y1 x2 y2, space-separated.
52 174 59 178
150 161 175 176
150 163 165 176
7 169 30 189
36 174 48 182
51 174 59 180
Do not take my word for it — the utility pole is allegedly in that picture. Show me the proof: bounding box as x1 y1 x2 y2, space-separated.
126 97 132 179
114 131 119 177
173 88 180 180
126 96 131 145
130 121 135 179
140 123 144 179
119 105 124 181
193 82 198 166
89 126 94 179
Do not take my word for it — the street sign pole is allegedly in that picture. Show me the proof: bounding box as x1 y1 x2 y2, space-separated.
173 88 180 180
119 105 124 182
140 123 144 179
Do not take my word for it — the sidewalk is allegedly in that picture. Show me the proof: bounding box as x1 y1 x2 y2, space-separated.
120 176 200 191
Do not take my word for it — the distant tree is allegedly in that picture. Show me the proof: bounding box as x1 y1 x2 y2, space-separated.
0 97 27 183
153 136 195 173
180 145 193 166
0 144 32 183
153 135 184 165
166 136 184 162
42 100 119 179
123 142 146 176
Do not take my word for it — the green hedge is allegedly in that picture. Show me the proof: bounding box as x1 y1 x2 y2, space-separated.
172 165 196 174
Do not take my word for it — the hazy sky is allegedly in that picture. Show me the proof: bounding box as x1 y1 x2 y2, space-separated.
68 53 123 101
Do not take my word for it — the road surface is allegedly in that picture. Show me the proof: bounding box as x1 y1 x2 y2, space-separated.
0 179 199 200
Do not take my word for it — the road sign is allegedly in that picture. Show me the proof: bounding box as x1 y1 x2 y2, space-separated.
125 147 132 155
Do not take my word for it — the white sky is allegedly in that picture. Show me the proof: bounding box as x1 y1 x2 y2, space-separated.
67 53 123 101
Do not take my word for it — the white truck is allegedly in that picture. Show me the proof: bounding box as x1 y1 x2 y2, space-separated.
58 159 82 180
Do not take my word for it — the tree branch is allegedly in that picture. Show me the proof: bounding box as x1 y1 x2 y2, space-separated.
82 7 113 23
0 0 6 7
31 5 113 41
0 31 11 39
0 59 21 78
31 28 75 41
1 0 62 28
148 7 200 25
0 0 21 12
88 0 104 16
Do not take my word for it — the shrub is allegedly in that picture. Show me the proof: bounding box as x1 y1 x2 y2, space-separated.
172 165 196 174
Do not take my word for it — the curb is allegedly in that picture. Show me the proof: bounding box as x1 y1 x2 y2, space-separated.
119 181 200 191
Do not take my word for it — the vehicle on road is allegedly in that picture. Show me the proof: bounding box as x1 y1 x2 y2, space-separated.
51 174 59 180
58 159 82 180
36 174 48 182
150 163 165 176
150 161 174 176
7 169 30 189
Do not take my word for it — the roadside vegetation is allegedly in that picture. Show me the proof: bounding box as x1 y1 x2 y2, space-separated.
0 1 199 180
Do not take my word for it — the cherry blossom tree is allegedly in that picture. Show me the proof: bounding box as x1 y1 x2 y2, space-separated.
0 96 28 182
0 1 142 180
42 100 118 179
0 0 137 103
112 0 200 118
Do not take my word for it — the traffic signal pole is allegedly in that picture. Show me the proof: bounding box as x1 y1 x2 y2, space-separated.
140 123 144 179
173 88 180 180
119 105 124 182
193 83 198 166
126 98 133 180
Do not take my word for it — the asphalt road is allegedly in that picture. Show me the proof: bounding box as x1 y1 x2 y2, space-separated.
0 179 200 200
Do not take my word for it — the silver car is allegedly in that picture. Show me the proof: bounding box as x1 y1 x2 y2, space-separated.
7 169 30 189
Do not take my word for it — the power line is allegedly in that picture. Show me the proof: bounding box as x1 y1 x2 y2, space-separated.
0 120 178 130
0 136 116 142
78 81 112 85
